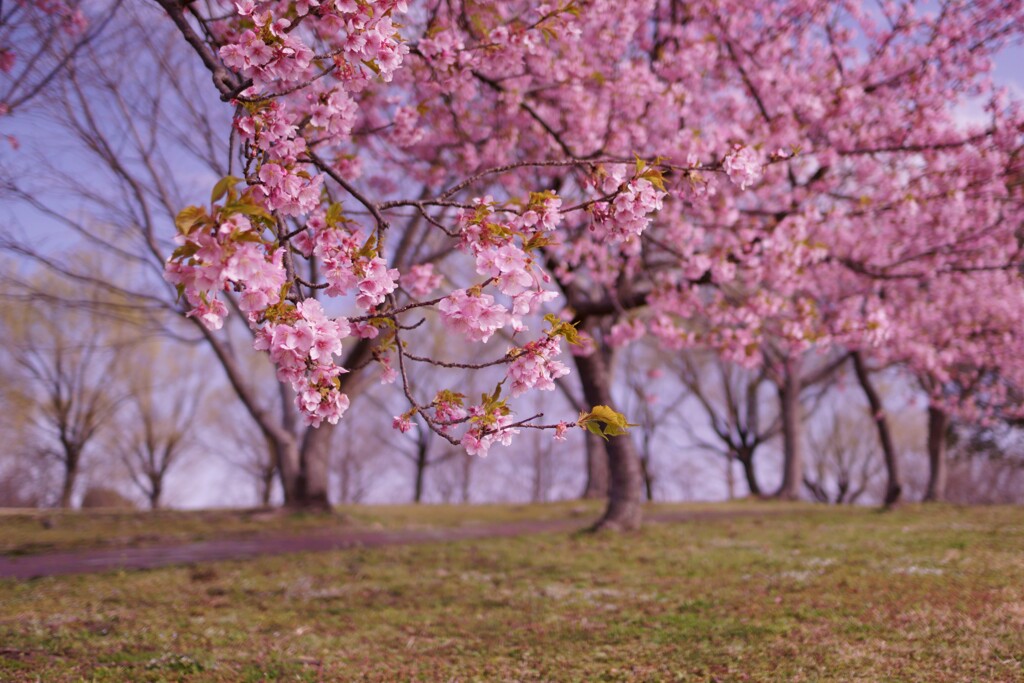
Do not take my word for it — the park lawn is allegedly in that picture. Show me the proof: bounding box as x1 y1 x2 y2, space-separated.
0 503 1022 682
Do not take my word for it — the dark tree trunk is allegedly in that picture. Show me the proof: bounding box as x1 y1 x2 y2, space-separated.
736 447 762 496
774 358 803 500
59 469 76 509
148 478 162 510
582 429 610 499
414 448 427 503
851 352 902 507
59 450 80 509
924 404 949 502
639 456 654 501
574 350 643 531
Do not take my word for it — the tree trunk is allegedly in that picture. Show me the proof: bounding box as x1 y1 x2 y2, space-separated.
260 467 274 506
775 357 803 500
149 477 162 510
59 450 79 509
851 352 902 507
924 404 949 502
414 449 427 503
736 447 762 496
574 350 643 530
273 436 304 508
640 455 654 501
297 425 333 511
59 468 76 509
582 429 610 499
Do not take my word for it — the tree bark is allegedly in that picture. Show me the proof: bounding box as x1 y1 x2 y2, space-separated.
775 357 803 500
59 456 78 509
271 436 303 508
260 467 274 507
574 350 643 530
851 352 902 507
414 449 427 503
736 447 762 496
582 429 610 499
297 424 333 510
924 404 949 502
640 455 654 501
148 478 162 510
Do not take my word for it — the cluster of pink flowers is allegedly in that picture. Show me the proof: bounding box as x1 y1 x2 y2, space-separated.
430 391 468 433
590 166 665 241
461 407 519 457
723 144 762 190
607 178 665 239
512 193 563 232
219 10 313 89
305 225 399 310
475 244 534 296
256 163 323 216
253 298 352 427
307 85 358 138
607 318 646 348
403 263 443 298
235 101 307 163
392 414 414 433
164 214 285 330
417 24 464 71
454 197 562 331
390 105 424 147
506 337 570 397
437 289 509 343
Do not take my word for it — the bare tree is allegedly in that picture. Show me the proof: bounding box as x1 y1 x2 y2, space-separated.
667 351 781 497
0 288 127 507
114 342 202 509
619 345 688 501
330 419 377 505
804 410 883 504
944 421 1024 504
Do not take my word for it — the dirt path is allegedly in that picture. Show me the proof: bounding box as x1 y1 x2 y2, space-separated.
0 509 773 580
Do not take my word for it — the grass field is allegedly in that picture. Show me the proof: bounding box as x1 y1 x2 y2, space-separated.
1 502 1023 681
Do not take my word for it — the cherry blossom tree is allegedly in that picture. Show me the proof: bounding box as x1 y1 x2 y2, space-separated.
140 0 1024 529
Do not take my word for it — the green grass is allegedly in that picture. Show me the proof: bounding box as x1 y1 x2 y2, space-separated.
2 503 1023 681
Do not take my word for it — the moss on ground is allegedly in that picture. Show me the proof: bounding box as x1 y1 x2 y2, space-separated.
1 503 1023 681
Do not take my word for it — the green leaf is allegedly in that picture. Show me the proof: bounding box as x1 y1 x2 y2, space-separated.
544 314 581 345
576 405 637 440
634 154 646 175
211 175 242 204
175 206 207 235
326 202 345 226
230 203 274 222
